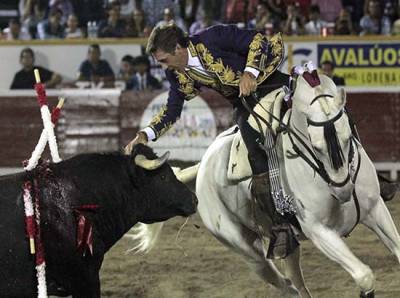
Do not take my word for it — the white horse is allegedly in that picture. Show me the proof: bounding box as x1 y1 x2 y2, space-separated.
128 72 400 297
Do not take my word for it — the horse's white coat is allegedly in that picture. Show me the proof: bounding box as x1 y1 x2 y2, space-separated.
129 74 400 297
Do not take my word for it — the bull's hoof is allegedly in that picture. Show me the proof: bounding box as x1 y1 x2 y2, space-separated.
360 289 375 298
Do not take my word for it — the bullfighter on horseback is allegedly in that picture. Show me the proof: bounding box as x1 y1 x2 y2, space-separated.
126 23 397 259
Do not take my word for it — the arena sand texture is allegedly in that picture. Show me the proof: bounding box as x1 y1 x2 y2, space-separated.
100 189 400 298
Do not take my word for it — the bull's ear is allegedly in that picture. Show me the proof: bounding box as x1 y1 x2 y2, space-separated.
134 151 170 170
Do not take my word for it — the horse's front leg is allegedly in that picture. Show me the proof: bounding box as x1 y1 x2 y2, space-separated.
304 223 375 297
283 246 312 298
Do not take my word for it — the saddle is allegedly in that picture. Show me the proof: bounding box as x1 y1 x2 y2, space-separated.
227 89 285 181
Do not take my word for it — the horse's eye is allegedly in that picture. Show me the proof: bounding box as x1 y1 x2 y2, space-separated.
161 175 166 180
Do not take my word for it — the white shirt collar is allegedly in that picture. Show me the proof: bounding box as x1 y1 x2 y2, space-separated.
186 48 202 68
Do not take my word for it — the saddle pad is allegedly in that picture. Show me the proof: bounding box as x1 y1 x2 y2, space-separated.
227 89 284 181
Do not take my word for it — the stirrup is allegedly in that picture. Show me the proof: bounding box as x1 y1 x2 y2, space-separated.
266 223 299 259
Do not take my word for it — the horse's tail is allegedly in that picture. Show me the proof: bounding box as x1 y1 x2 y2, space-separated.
125 222 165 254
125 163 200 254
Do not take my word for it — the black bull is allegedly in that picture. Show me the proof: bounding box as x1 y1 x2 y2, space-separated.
0 144 197 297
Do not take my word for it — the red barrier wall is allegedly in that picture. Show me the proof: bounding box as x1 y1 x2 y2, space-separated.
0 90 398 166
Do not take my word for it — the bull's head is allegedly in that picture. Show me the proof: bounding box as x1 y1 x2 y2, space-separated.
131 144 197 223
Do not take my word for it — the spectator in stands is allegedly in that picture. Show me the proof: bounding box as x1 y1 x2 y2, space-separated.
320 60 345 86
392 19 400 35
282 3 305 35
224 0 258 25
64 14 83 38
334 8 355 35
383 2 398 24
342 0 364 33
109 0 135 19
179 0 201 29
118 54 135 88
305 5 327 35
128 55 162 91
189 13 219 35
49 0 74 24
98 2 127 38
248 2 276 32
137 0 180 28
266 0 286 21
125 8 147 37
77 44 115 85
2 18 31 40
19 0 47 39
360 0 391 35
311 0 342 22
72 0 105 28
10 48 62 89
156 8 187 31
37 8 65 39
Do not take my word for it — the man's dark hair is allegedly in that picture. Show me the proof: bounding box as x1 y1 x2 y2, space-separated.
49 7 63 17
321 60 334 69
133 55 150 67
89 44 101 52
310 5 320 14
122 54 134 64
146 23 189 54
20 47 35 60
9 18 20 26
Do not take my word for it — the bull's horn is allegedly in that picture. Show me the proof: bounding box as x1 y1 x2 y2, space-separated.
134 151 170 170
176 163 200 183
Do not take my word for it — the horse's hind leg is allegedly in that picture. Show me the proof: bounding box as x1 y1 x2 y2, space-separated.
306 224 375 296
362 198 400 262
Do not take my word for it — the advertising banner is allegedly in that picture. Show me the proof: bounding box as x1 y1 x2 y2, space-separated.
317 43 400 86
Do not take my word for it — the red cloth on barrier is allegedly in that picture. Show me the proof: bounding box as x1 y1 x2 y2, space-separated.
51 107 61 124
34 83 47 107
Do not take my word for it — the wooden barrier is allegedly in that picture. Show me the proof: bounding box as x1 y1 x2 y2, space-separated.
0 89 399 167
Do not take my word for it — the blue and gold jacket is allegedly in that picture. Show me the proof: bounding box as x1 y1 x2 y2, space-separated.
148 24 284 140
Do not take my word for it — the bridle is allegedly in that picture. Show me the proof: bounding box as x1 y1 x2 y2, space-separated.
286 90 360 188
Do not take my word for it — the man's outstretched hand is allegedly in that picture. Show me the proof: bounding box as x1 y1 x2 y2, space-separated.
125 131 148 154
239 71 257 97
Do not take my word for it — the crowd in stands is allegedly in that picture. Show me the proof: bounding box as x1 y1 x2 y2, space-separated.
9 44 162 90
3 0 398 89
0 0 399 41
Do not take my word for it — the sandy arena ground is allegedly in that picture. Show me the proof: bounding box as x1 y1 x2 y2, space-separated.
100 193 400 298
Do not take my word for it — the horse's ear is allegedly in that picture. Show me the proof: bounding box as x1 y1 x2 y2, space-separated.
336 87 346 107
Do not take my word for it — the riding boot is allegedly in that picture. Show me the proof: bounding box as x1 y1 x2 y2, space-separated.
377 174 398 202
250 172 299 259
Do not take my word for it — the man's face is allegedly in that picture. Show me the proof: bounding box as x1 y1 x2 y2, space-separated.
136 63 148 75
67 14 78 29
10 22 20 37
20 51 34 69
321 63 333 77
121 61 133 75
310 11 320 21
50 12 62 26
152 47 187 72
88 47 101 63
109 7 120 22
369 1 381 18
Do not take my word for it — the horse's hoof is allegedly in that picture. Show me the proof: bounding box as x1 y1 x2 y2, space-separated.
360 289 374 298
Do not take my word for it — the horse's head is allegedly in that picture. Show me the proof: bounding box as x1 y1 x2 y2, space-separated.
289 67 354 198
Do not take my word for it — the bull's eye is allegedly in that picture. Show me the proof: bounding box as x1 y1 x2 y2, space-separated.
161 175 166 180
